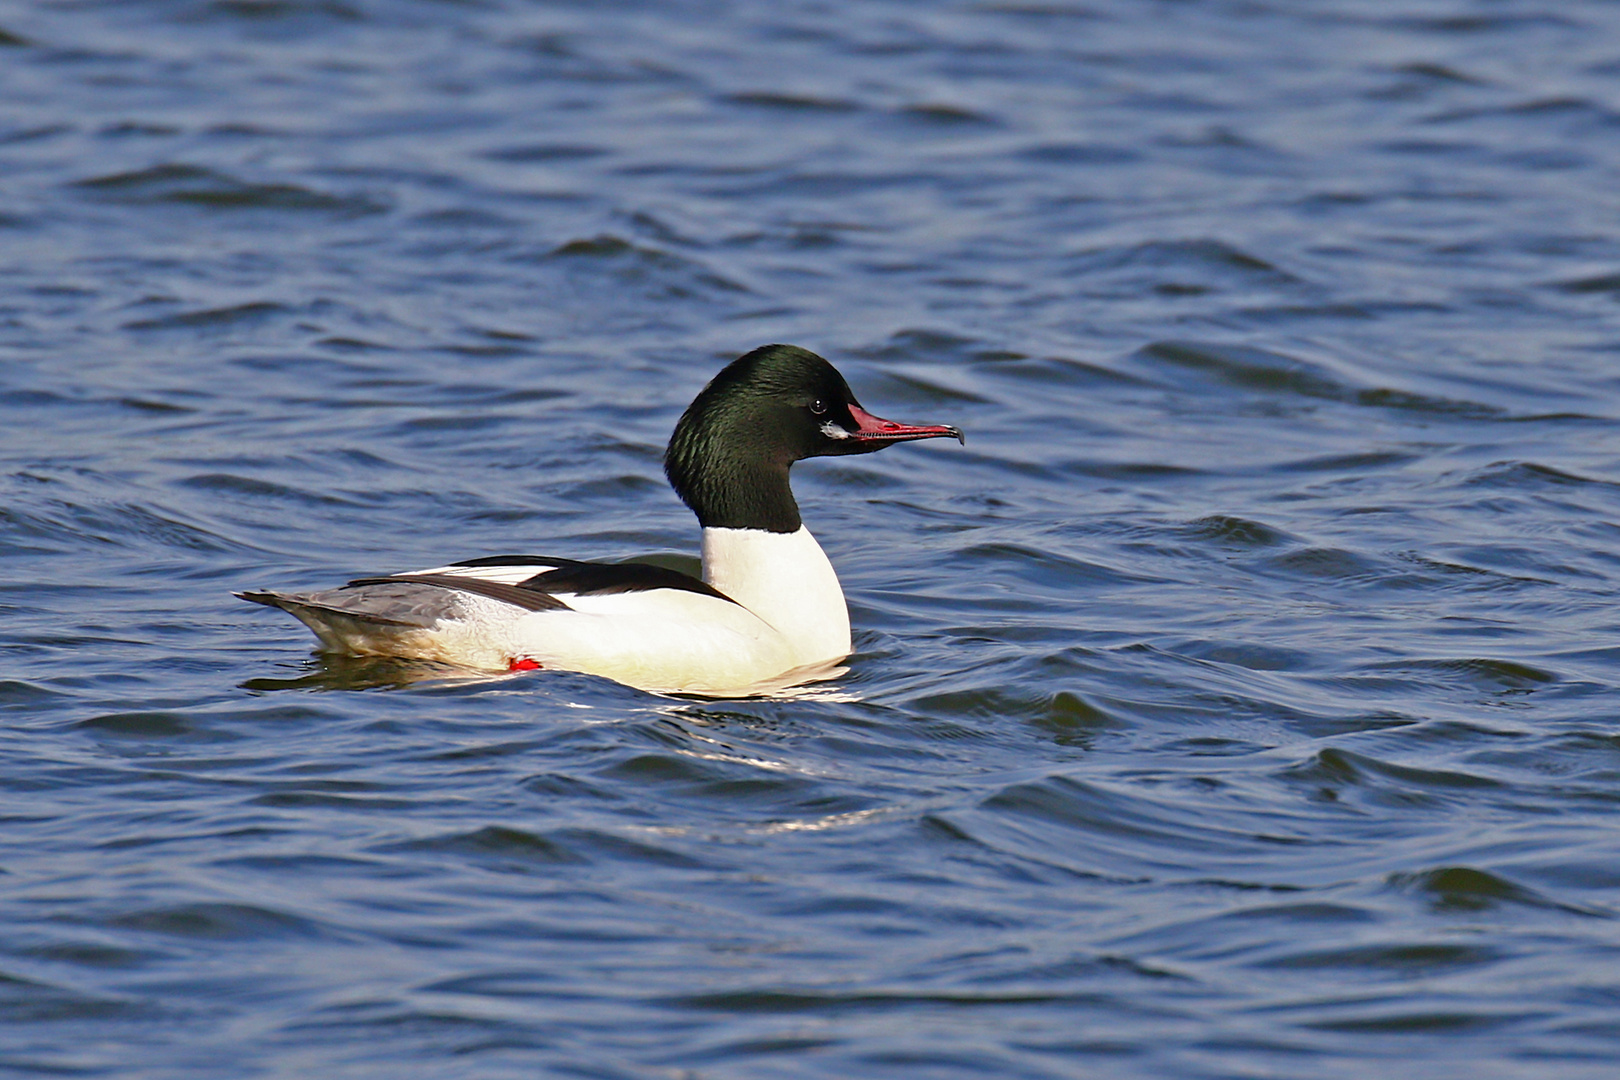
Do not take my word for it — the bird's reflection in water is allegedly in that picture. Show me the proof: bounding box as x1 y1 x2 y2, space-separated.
241 653 485 692
242 651 854 700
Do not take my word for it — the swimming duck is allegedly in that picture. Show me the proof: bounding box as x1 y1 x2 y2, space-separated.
240 344 962 695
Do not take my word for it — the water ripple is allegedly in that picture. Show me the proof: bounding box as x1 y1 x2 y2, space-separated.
6 0 1620 1077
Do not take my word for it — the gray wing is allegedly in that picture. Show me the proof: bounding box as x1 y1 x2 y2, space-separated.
238 583 449 628
241 581 489 629
241 572 570 625
240 571 577 660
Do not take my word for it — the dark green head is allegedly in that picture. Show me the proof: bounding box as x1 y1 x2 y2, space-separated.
664 344 962 532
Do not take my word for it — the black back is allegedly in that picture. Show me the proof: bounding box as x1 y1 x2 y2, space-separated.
473 555 734 603
344 555 734 612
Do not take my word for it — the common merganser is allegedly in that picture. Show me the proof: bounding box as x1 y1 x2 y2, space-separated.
240 344 961 695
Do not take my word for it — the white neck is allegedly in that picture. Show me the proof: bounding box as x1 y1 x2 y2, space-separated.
701 525 852 667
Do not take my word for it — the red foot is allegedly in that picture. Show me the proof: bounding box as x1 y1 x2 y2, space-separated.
508 657 542 672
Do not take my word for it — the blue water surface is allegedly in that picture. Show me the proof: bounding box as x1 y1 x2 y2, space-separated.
5 1 1620 1077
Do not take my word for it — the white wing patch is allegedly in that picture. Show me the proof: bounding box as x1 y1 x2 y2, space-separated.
402 562 559 586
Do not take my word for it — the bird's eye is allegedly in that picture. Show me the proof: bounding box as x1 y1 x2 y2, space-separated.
809 399 828 415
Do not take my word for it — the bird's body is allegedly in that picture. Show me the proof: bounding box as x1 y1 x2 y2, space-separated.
240 345 960 695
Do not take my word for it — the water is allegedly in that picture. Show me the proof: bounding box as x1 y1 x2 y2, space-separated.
5 0 1620 1075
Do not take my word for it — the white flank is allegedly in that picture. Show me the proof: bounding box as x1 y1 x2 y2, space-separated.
507 590 799 694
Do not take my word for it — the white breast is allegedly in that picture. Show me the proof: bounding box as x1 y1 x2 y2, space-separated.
701 525 852 668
